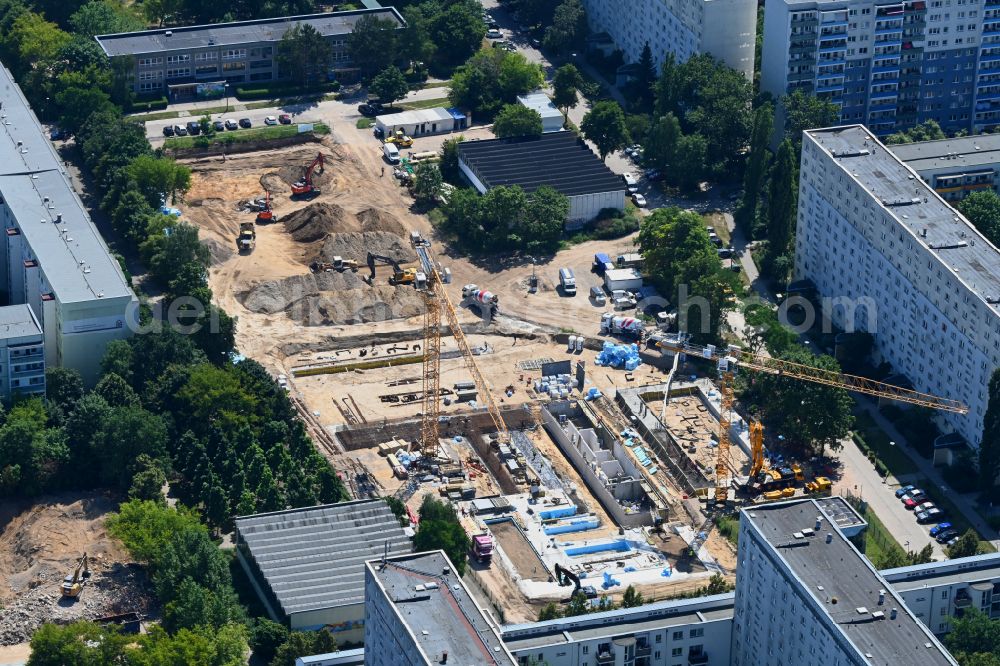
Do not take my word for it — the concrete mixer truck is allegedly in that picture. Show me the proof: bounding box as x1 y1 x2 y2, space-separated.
601 313 645 340
461 284 499 316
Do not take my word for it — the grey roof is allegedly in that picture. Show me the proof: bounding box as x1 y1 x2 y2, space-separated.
883 552 1000 591
375 107 454 127
0 65 134 305
0 304 42 339
95 8 404 57
457 131 626 197
814 496 867 531
889 133 1000 173
369 551 517 665
235 499 411 616
744 500 956 666
516 91 563 121
807 126 1000 310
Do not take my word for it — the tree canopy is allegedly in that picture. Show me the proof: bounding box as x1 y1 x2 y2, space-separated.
581 100 630 161
781 90 839 149
448 48 544 116
885 119 946 145
439 185 567 255
347 14 399 78
492 104 544 138
551 64 582 118
413 496 471 575
369 65 409 108
276 23 332 88
542 0 587 53
981 368 1000 493
958 190 1000 247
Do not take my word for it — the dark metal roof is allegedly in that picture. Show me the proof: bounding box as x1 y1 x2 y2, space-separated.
457 131 626 197
95 8 404 57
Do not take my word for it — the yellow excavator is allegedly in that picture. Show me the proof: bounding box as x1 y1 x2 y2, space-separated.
61 553 91 599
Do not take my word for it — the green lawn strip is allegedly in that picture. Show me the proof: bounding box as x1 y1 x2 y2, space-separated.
356 117 375 129
398 97 451 111
859 505 908 568
852 411 919 477
131 110 179 122
163 123 329 150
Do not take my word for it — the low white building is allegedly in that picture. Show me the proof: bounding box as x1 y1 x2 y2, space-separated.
374 107 468 138
604 267 643 292
516 91 563 133
0 304 44 400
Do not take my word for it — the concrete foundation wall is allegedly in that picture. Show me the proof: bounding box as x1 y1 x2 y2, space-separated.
542 402 652 528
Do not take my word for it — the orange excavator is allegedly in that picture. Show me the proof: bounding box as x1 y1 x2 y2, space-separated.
291 153 324 198
256 190 275 223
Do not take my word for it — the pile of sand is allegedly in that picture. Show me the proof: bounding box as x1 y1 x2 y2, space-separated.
283 203 358 242
357 206 408 236
239 272 424 325
317 231 416 265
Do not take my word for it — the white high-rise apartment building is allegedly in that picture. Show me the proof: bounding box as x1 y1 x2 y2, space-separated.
581 0 757 78
796 125 1000 450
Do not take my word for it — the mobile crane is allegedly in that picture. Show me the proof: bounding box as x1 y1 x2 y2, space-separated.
291 153 324 197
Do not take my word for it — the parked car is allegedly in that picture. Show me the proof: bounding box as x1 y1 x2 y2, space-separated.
358 102 383 117
239 118 252 128
486 28 504 39
718 247 734 259
902 496 924 510
279 114 292 124
916 508 944 524
929 522 953 537
895 484 916 498
224 118 238 130
162 125 175 137
212 120 225 131
631 193 647 207
913 501 936 514
173 124 188 136
264 116 278 126
901 490 926 508
186 121 201 135
935 528 959 544
49 127 67 140
645 169 662 181
944 535 960 547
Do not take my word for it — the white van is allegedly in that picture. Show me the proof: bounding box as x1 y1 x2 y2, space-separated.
559 267 577 295
622 173 639 193
383 143 400 164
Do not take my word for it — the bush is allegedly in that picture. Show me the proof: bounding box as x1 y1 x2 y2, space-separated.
235 81 339 100
130 96 168 112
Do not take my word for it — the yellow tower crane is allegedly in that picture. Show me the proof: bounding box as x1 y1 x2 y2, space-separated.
416 244 508 457
657 337 968 505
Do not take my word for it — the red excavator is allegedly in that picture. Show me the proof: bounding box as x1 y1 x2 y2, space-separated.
256 190 275 223
291 153 324 197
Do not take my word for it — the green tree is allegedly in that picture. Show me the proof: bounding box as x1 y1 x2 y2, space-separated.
369 65 409 108
538 602 561 620
56 86 114 135
909 543 935 565
551 64 582 120
69 1 144 38
111 189 155 243
643 113 681 174
763 139 797 275
945 608 1000 664
251 618 290 664
0 399 68 496
782 90 840 149
673 132 708 190
6 12 71 77
270 630 338 666
564 590 591 616
413 496 471 575
449 49 544 116
27 622 131 666
129 455 167 503
142 623 248 665
94 372 140 407
737 103 774 232
106 500 205 562
126 154 192 207
543 0 588 54
630 42 656 110
581 100 630 161
412 162 443 205
428 0 485 69
141 0 182 26
347 14 399 78
621 585 644 608
981 368 1000 493
440 135 465 183
45 367 84 411
517 186 568 254
140 222 211 286
276 23 333 88
493 104 544 138
948 529 986 559
885 119 947 145
748 346 854 456
958 190 1000 247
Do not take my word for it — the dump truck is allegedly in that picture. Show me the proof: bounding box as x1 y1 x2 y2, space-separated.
237 221 256 253
471 533 494 565
61 553 91 599
600 313 644 339
805 476 832 495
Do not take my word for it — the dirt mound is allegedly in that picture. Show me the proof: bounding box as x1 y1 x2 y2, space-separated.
260 172 288 194
275 157 336 190
239 273 424 325
203 237 235 266
317 231 416 265
357 207 408 236
283 203 359 242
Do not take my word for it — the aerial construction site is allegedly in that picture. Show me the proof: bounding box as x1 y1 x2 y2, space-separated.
164 117 969 624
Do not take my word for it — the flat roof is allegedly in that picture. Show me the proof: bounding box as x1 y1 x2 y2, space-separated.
375 107 453 127
0 65 134 305
235 499 411 616
814 496 867 531
0 304 42 339
458 131 625 197
369 551 516 665
516 91 563 120
889 133 1000 173
807 125 1000 310
605 267 643 281
883 552 1000 591
95 8 404 57
744 500 956 666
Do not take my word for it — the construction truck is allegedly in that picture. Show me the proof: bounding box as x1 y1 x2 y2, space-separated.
470 533 494 565
291 153 324 197
600 313 645 339
237 221 256 253
61 553 91 599
256 190 276 224
310 256 358 273
366 252 416 285
461 284 499 314
385 130 414 148
805 476 832 495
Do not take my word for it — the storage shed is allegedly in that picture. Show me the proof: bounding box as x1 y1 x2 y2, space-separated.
516 91 564 133
604 267 643 292
374 107 468 138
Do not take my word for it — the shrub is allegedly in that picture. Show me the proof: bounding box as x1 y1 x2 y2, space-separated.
235 81 339 100
130 96 168 112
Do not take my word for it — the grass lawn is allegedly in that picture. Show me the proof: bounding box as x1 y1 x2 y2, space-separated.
860 505 908 568
132 110 179 122
419 80 451 89
356 117 375 129
399 97 451 111
703 211 730 244
853 411 919 477
164 122 330 150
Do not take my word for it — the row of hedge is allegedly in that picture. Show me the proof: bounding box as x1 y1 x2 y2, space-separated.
129 96 169 113
235 81 341 100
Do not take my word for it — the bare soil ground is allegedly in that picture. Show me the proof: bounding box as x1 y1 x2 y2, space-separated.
658 395 751 479
0 493 155 645
490 520 549 582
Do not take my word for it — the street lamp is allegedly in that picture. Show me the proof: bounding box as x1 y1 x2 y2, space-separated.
224 83 230 113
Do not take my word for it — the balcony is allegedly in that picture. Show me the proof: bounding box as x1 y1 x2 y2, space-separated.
636 643 651 657
955 594 973 609
596 651 615 664
689 652 709 666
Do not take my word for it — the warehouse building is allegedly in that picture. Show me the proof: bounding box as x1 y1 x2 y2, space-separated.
235 499 411 642
0 64 136 387
95 7 405 98
373 107 468 139
457 132 625 228
796 125 999 450
889 133 1000 203
515 91 564 133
